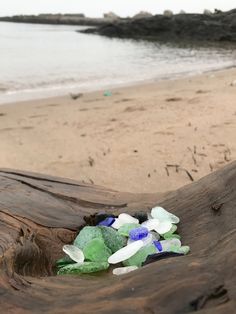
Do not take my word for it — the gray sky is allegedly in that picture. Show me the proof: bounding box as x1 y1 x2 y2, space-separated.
0 1 235 17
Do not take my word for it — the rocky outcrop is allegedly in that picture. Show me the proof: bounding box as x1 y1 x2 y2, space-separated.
81 9 236 42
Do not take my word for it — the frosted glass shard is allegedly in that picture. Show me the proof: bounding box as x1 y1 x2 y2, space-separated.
108 240 143 264
99 226 126 253
113 266 138 276
123 244 156 267
62 245 84 264
163 225 177 238
154 221 172 235
141 218 160 231
83 238 112 262
151 206 180 224
172 245 190 255
111 218 123 229
160 239 181 252
58 261 109 275
118 213 139 224
73 226 103 249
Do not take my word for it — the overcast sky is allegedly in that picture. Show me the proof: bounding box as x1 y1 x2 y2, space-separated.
0 1 235 17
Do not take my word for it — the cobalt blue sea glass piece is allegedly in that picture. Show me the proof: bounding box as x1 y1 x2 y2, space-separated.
129 227 149 240
153 240 163 252
94 213 116 225
98 217 115 227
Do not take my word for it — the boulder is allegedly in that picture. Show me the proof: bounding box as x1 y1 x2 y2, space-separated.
103 12 120 20
132 11 153 19
203 9 213 15
163 10 173 17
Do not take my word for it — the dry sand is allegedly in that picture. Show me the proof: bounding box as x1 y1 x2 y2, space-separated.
0 68 235 193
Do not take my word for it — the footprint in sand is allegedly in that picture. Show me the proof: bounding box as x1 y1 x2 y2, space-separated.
124 106 146 113
196 90 210 94
21 126 34 130
154 131 174 136
83 98 102 103
114 98 133 103
166 97 182 102
29 114 47 118
0 127 14 132
188 97 200 104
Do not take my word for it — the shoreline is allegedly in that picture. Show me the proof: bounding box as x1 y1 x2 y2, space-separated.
0 67 235 193
1 64 236 106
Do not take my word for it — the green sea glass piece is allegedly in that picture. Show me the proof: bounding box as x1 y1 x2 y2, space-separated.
164 233 181 240
118 223 141 237
99 226 126 253
103 91 112 97
123 244 156 267
58 261 109 275
83 238 112 262
56 256 75 269
172 245 190 255
163 225 177 238
73 226 103 250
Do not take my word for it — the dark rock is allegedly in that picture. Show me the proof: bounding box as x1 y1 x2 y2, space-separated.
81 9 236 43
142 252 184 266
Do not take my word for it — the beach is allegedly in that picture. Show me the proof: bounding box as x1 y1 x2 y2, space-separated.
0 67 235 193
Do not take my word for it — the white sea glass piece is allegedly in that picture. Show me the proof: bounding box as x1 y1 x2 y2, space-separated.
160 239 181 252
151 206 180 224
63 245 84 264
108 240 143 264
142 219 172 235
118 213 139 224
113 266 138 276
111 218 123 229
141 218 160 231
155 221 172 235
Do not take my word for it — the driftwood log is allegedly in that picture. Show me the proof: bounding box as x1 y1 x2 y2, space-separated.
0 163 235 313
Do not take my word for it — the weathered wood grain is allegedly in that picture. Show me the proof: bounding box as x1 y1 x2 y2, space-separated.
0 163 235 313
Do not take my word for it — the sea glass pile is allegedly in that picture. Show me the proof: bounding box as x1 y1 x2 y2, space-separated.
57 206 190 276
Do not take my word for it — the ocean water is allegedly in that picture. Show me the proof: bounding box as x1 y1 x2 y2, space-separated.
0 21 236 104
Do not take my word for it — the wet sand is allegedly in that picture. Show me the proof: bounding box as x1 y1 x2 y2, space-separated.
0 68 235 193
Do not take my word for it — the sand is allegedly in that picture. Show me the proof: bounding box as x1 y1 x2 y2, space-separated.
0 68 235 193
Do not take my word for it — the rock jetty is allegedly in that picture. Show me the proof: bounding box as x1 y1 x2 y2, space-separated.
81 9 236 42
0 13 124 26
